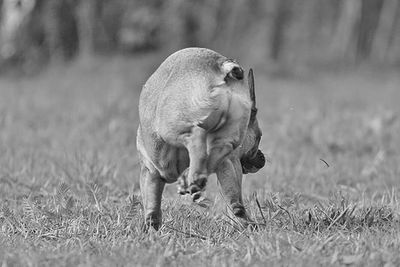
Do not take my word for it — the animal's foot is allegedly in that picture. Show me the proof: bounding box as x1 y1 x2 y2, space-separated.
230 203 258 229
188 175 207 201
143 212 162 232
177 170 207 201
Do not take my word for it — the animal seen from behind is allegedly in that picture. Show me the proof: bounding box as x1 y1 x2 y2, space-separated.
137 47 265 230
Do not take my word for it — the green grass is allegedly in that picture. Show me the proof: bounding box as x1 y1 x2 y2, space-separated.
0 56 400 266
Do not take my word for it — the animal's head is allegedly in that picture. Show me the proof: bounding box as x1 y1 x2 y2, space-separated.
240 69 265 174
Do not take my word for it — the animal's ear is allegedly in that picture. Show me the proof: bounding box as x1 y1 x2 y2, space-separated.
248 68 256 108
222 60 244 81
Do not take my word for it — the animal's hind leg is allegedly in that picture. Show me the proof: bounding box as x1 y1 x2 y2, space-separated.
140 163 165 230
216 157 251 226
181 126 208 201
207 142 234 173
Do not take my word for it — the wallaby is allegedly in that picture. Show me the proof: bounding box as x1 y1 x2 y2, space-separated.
137 47 265 230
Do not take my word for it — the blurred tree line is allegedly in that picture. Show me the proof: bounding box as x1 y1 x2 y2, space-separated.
0 0 399 74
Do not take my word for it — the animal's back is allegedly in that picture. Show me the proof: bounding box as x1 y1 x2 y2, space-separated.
137 47 251 181
139 47 230 141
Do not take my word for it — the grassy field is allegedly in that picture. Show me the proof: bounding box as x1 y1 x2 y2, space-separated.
0 55 400 266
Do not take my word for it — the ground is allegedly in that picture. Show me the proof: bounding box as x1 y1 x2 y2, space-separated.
0 55 399 266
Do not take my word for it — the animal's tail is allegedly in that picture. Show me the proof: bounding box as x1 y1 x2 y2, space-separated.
221 60 244 81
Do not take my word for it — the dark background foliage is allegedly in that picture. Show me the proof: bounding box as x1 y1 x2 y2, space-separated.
1 0 399 74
